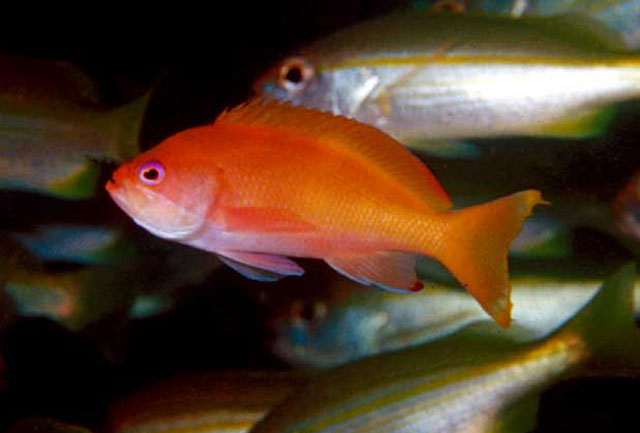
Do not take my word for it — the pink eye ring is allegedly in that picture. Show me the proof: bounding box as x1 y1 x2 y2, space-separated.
139 161 165 185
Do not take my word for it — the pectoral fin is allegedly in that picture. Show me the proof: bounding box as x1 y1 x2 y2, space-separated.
525 107 615 138
217 250 304 282
325 251 422 293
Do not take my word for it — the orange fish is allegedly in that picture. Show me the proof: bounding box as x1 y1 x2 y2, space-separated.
106 100 544 326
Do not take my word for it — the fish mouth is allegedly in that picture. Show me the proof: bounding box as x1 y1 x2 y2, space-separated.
115 181 205 240
105 176 121 200
105 169 119 196
105 181 134 220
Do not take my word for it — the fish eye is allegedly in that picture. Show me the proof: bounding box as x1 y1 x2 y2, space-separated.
277 57 314 93
139 161 165 185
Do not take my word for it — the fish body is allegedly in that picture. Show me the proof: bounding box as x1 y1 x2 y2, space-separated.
255 12 640 145
508 215 572 258
4 265 132 331
1 229 218 331
108 371 306 433
107 101 544 326
0 54 149 199
250 264 640 433
9 224 133 265
269 264 640 367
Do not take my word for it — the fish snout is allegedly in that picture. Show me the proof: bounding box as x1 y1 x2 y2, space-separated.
105 165 127 195
105 169 131 210
105 179 116 193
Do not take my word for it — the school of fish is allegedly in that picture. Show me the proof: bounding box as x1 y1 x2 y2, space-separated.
3 1 640 433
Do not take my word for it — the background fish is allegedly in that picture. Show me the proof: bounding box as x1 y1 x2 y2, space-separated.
268 261 640 367
107 371 307 433
8 225 134 265
254 12 640 154
508 215 573 258
1 6 638 432
250 264 640 433
106 100 544 326
4 266 131 332
1 235 219 331
0 54 150 199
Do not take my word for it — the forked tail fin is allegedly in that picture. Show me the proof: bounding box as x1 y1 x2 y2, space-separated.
434 190 546 328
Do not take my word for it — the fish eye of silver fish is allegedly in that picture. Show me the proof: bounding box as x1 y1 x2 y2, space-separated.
277 57 314 93
139 161 165 185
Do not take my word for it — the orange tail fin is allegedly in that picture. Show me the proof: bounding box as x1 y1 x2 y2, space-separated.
434 190 546 328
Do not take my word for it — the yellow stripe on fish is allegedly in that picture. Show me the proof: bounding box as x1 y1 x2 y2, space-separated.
250 264 640 433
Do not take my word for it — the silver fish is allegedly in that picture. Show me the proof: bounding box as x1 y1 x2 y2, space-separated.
9 224 133 265
0 54 149 199
255 12 640 151
269 264 640 368
108 371 307 433
251 264 640 433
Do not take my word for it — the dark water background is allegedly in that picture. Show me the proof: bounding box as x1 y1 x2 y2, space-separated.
2 2 640 432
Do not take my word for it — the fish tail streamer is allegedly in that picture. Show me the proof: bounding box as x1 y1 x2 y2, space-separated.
431 190 545 328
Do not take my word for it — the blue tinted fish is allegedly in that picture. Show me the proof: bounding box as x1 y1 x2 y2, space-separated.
252 264 640 433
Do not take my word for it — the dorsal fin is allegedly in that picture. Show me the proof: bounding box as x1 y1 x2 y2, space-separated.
524 14 629 52
217 99 452 211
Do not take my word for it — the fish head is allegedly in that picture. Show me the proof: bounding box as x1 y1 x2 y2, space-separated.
269 284 389 367
106 140 217 241
253 56 337 113
256 55 393 124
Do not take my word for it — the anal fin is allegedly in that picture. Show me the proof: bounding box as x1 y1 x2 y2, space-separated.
217 250 304 282
325 251 422 293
